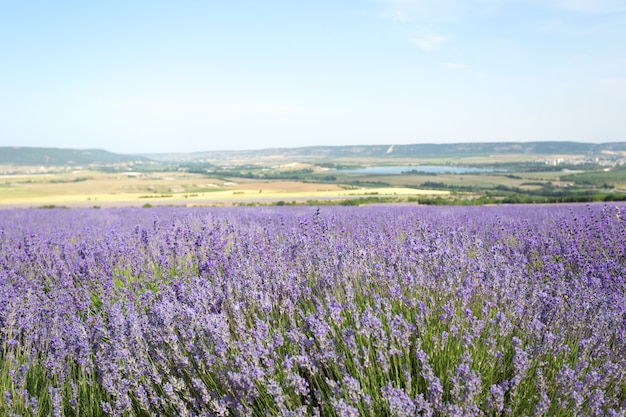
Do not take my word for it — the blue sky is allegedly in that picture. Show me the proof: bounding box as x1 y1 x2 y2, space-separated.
1 0 625 153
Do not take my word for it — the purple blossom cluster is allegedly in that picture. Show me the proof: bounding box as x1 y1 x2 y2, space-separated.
0 203 624 416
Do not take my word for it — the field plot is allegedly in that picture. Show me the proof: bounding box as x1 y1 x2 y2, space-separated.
0 204 625 416
0 171 449 208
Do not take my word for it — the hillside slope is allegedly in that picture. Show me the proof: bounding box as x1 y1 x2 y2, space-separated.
0 147 149 166
145 141 626 162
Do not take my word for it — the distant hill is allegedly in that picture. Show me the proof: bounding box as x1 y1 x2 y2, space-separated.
0 147 150 166
3 142 625 166
146 141 626 162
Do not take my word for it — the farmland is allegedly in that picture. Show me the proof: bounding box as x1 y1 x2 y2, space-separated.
0 169 449 208
1 164 624 209
0 203 624 415
1 143 626 208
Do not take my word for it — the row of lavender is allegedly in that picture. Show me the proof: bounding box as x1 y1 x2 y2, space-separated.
0 204 624 416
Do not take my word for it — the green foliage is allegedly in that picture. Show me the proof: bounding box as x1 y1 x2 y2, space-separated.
339 196 397 206
37 205 68 209
560 167 626 187
0 346 109 416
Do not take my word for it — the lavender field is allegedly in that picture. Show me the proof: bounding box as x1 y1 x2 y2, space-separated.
0 204 624 416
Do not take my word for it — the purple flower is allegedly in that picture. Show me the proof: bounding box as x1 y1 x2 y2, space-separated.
382 383 416 417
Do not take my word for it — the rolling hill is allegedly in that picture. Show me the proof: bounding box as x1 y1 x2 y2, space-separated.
145 141 626 162
0 147 149 166
2 142 625 166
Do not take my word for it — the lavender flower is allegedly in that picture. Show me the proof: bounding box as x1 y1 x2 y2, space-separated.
0 203 623 416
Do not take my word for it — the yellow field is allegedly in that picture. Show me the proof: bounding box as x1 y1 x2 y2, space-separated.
0 170 449 208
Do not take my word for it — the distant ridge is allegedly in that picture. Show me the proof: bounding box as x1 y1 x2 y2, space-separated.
2 142 625 165
0 147 149 166
145 141 626 162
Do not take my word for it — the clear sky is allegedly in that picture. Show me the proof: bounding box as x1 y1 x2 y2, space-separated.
1 1 625 154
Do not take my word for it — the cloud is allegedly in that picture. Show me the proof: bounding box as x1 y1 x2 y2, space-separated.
376 0 516 23
378 0 416 22
376 0 626 50
553 0 626 14
374 0 475 51
376 0 463 22
410 33 448 51
377 0 626 23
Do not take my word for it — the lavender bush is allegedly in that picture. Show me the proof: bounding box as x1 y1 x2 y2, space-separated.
0 204 624 416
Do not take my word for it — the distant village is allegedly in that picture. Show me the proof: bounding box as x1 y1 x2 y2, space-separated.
544 152 626 167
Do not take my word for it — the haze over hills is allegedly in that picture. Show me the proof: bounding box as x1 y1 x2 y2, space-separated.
1 142 626 166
